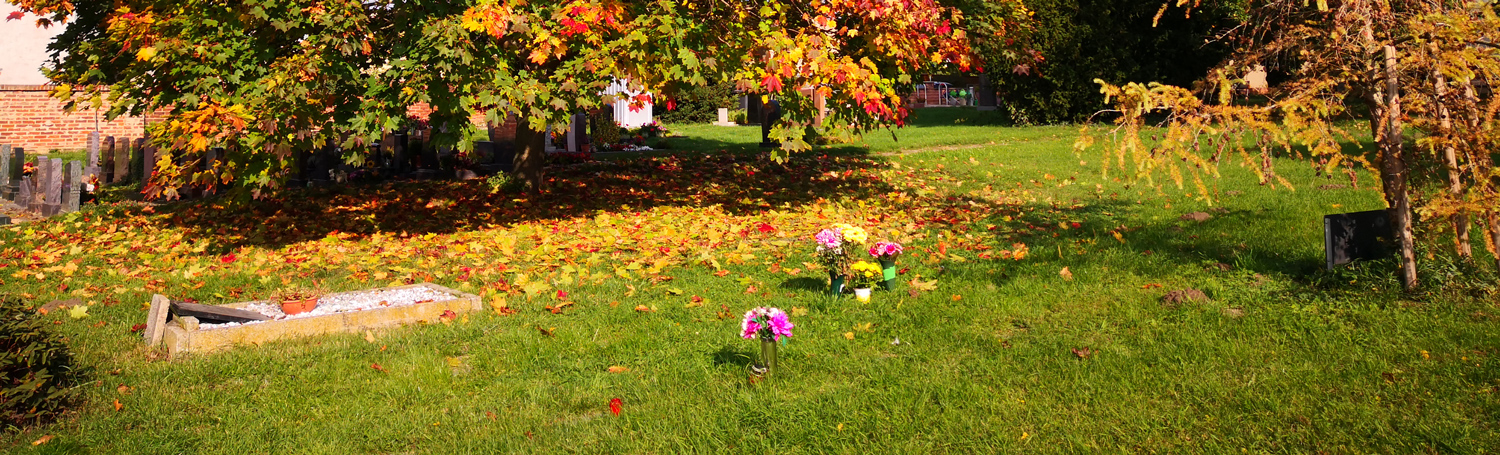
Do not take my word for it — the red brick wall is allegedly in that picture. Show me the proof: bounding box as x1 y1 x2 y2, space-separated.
406 102 517 142
0 85 154 152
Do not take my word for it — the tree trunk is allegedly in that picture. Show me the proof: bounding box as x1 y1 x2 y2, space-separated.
1461 81 1500 272
1430 47 1471 261
1380 45 1419 291
512 121 547 194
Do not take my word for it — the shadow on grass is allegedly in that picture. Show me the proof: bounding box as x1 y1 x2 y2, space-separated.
778 277 827 292
711 344 754 368
151 148 894 253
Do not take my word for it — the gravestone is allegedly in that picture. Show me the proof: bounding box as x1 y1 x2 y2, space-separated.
3 147 21 201
131 138 147 182
114 137 131 183
1245 65 1269 95
759 99 782 148
1324 210 1392 269
43 158 63 216
86 131 101 178
976 73 997 111
62 161 81 213
142 144 156 182
16 176 32 212
101 136 116 183
0 144 10 201
0 215 9 225
28 158 47 212
715 108 737 126
744 95 763 125
393 133 410 175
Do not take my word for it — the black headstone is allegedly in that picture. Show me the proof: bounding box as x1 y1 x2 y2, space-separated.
759 99 782 148
1324 209 1392 269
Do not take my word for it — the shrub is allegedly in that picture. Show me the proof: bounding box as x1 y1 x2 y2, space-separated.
654 81 737 124
1 296 86 430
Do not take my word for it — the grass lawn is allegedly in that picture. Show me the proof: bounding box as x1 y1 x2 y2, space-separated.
2 108 1497 453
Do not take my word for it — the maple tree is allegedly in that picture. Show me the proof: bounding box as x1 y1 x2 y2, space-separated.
5 0 1015 194
1079 0 1500 290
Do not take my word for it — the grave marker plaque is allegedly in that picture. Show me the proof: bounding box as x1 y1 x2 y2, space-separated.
0 144 10 200
63 161 82 213
1324 210 1393 269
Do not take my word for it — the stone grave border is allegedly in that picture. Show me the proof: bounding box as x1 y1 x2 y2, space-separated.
152 282 483 357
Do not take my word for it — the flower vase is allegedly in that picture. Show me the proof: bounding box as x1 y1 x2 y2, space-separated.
760 334 778 377
879 258 898 291
854 288 872 303
828 271 846 296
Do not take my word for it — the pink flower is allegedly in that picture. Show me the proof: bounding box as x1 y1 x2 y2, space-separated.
815 229 842 248
741 307 794 341
870 242 903 258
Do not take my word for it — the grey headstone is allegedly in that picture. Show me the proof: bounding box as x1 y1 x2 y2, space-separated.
28 158 46 212
101 137 116 183
86 131 101 177
114 138 131 183
0 144 10 200
63 161 81 213
132 138 147 182
16 176 32 212
43 158 63 215
976 73 997 111
142 144 156 183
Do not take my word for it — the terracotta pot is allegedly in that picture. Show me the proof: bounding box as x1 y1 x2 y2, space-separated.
280 298 318 315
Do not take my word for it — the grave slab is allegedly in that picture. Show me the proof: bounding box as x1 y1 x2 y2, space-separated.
158 283 482 357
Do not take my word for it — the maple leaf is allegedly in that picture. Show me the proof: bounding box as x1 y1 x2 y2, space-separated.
6 11 23 21
220 254 236 263
31 435 53 446
113 399 124 411
908 277 937 291
439 310 457 322
69 305 89 319
130 323 147 333
371 363 387 373
609 398 622 416
1071 347 1094 359
1059 267 1073 281
714 270 730 277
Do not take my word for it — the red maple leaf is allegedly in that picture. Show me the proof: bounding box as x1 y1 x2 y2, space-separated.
556 290 568 300
439 310 457 322
756 222 775 233
6 11 24 21
762 74 783 92
219 254 236 264
609 398 622 416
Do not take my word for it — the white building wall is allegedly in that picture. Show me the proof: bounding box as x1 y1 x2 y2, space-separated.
603 80 654 128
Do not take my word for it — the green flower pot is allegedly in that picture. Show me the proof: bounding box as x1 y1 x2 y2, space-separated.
879 258 898 291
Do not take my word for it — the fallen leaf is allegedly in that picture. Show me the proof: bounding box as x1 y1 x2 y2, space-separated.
607 366 630 373
908 277 938 291
537 326 555 336
1059 267 1073 281
486 411 497 420
113 399 124 411
69 305 89 319
714 270 730 277
1141 283 1163 289
634 305 653 313
31 435 53 446
790 307 808 317
844 332 855 340
116 384 131 395
364 330 376 343
1070 347 1094 359
951 294 962 301
371 363 388 373
439 310 457 322
609 398 623 416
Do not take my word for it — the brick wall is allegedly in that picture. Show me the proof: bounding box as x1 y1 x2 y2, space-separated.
406 102 518 142
0 85 156 152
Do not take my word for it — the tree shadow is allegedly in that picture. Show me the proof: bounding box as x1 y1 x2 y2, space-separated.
153 141 893 253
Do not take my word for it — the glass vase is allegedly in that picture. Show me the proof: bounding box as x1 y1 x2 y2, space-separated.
760 333 778 378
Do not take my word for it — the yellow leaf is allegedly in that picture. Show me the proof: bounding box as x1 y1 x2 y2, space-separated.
1059 267 1073 281
69 305 89 319
843 332 855 340
908 277 938 291
364 330 376 343
135 46 157 61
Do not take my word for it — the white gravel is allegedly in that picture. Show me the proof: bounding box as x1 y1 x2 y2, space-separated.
198 287 459 330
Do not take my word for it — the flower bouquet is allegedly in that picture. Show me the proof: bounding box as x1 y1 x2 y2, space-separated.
869 241 903 290
741 307 794 379
848 261 882 302
815 224 867 296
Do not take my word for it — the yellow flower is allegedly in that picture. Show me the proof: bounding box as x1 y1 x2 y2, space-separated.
835 224 868 244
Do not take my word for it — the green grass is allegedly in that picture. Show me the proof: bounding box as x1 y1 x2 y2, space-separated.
3 108 1498 453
